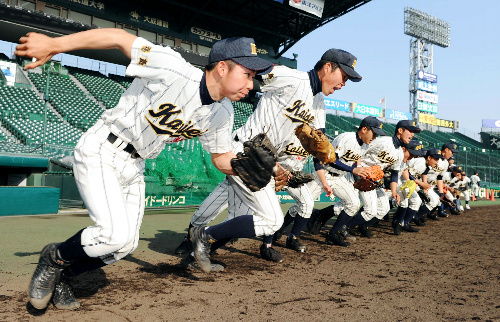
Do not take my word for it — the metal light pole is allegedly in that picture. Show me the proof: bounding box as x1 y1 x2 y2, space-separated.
404 7 450 125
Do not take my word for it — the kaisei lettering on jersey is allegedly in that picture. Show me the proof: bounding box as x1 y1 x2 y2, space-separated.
431 163 446 173
284 100 315 123
376 151 397 165
341 149 362 163
283 142 309 157
146 103 207 139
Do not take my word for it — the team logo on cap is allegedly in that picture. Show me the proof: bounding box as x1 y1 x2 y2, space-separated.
412 121 416 126
251 43 257 55
379 123 383 129
416 144 424 150
352 60 356 69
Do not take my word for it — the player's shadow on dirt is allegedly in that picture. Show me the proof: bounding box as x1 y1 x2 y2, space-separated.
123 254 221 281
140 229 188 255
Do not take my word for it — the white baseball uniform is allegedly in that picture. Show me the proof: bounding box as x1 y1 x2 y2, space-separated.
406 157 439 211
296 131 368 217
450 175 471 202
193 67 326 236
358 136 404 220
189 136 312 227
74 37 234 263
470 174 480 197
425 158 449 211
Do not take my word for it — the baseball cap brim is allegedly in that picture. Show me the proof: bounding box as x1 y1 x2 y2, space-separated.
232 56 274 75
339 64 362 82
408 148 423 157
371 127 386 136
427 152 444 159
402 125 422 133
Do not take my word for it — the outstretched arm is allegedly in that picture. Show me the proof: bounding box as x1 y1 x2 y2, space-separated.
211 152 237 176
15 29 137 70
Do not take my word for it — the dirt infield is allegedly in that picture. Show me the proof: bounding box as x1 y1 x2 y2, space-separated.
1 204 499 321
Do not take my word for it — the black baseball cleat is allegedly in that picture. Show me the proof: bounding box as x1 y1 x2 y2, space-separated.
272 230 283 243
427 213 440 220
340 226 356 242
190 226 215 273
402 225 419 233
51 280 80 310
28 243 72 310
260 244 283 262
174 237 193 255
325 231 350 247
286 236 306 252
180 254 224 272
437 211 449 218
392 222 403 236
357 224 373 238
306 209 321 234
413 218 426 226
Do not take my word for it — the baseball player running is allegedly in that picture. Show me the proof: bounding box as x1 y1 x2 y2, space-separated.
175 134 313 269
190 49 363 272
390 140 425 235
343 120 421 237
16 29 273 310
412 143 457 222
302 116 385 246
470 171 481 201
449 167 470 211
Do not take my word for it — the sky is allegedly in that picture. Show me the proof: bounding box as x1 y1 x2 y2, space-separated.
0 0 497 141
284 0 500 141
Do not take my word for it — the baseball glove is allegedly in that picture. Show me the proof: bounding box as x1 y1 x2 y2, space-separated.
417 190 430 203
274 164 292 192
231 133 278 192
353 165 385 192
287 171 314 188
273 165 314 192
400 180 417 199
353 178 379 192
295 123 336 164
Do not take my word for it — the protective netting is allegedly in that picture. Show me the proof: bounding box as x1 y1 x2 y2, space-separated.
144 138 225 192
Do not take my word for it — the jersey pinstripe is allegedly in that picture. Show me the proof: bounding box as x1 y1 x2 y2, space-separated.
426 159 449 185
324 131 368 176
102 37 234 159
360 136 404 172
232 66 325 154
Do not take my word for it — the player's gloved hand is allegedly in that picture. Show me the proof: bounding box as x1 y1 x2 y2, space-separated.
231 133 278 192
274 164 292 192
353 166 370 179
295 123 336 164
400 180 417 199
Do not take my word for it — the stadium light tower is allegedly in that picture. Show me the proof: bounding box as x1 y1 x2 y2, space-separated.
404 7 450 127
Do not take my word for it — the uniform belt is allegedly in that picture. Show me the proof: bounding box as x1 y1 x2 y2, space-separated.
107 133 141 159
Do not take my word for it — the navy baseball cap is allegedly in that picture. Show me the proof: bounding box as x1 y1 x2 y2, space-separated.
442 142 459 153
359 116 385 136
451 166 463 173
407 140 425 156
426 149 444 159
321 49 362 82
209 37 273 75
395 120 421 133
